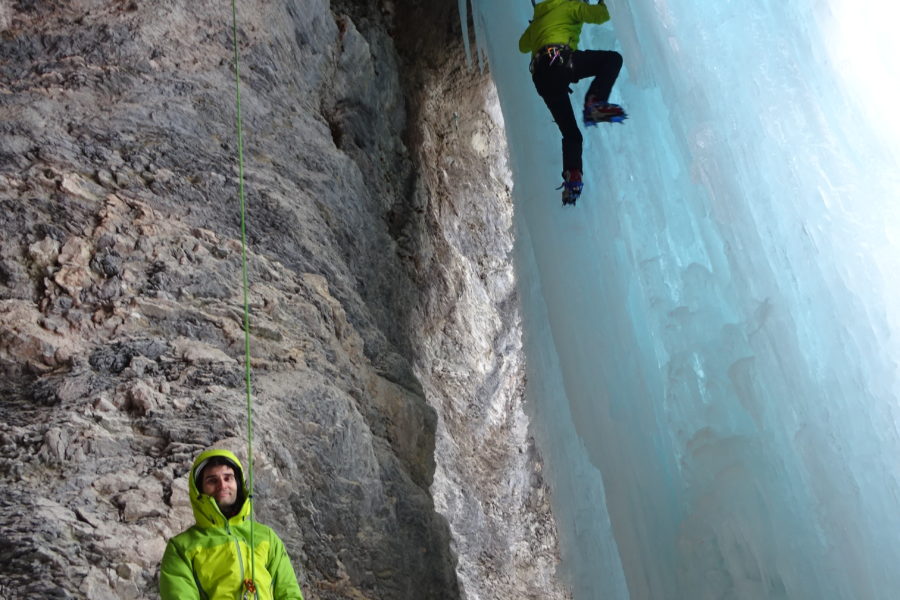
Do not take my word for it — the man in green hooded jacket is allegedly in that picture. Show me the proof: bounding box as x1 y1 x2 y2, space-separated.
520 0 626 205
159 449 304 600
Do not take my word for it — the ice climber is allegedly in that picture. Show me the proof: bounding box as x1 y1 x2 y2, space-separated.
160 448 304 600
519 0 626 205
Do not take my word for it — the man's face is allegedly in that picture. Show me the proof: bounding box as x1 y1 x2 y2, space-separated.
201 464 238 512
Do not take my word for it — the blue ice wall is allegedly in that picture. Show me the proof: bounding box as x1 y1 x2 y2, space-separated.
467 1 900 598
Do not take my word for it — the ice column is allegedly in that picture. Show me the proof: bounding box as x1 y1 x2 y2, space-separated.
467 0 900 598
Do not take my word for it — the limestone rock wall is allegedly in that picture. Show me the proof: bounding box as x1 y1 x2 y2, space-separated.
0 1 567 599
387 4 570 599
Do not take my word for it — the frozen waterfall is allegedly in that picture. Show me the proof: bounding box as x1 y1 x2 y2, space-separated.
466 0 900 598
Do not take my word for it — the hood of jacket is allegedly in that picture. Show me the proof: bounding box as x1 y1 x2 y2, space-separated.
189 448 251 528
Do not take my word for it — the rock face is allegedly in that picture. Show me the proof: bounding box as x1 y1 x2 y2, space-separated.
0 1 568 599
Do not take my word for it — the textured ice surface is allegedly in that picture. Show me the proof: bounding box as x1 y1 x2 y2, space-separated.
467 1 900 598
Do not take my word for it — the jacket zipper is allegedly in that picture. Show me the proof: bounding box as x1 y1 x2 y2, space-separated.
209 498 254 598
225 521 248 595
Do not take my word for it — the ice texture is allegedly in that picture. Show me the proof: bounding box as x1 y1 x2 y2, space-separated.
466 0 900 598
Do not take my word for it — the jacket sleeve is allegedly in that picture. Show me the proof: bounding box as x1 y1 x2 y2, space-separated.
518 22 535 54
575 3 611 25
159 541 201 600
269 533 305 600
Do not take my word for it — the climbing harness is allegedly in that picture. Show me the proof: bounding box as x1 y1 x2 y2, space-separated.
530 44 573 74
545 45 564 67
229 0 257 596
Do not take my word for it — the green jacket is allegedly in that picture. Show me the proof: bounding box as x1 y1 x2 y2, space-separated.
518 0 611 54
159 449 304 600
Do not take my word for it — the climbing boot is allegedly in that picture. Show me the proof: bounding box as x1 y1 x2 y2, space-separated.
584 98 627 126
559 169 583 206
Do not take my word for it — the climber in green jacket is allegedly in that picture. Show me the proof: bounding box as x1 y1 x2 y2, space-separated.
520 0 626 205
159 448 304 600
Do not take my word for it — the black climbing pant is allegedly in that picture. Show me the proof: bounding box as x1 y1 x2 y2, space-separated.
531 47 623 174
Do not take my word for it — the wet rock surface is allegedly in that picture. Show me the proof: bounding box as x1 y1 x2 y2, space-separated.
0 1 567 599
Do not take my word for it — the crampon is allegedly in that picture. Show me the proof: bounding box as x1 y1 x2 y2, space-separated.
583 100 627 126
557 169 583 206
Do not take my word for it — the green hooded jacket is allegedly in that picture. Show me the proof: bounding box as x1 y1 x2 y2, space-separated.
518 0 611 54
159 449 304 600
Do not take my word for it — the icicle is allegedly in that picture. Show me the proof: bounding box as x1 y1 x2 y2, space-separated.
458 0 473 69
473 2 488 73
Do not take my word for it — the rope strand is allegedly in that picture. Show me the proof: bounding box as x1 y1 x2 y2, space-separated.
230 0 256 595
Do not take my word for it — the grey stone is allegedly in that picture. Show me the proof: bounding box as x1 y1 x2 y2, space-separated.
0 1 567 599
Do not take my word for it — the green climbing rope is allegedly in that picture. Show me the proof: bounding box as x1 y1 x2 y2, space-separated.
229 0 257 595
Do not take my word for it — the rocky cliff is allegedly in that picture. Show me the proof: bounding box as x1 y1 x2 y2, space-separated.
0 1 567 599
